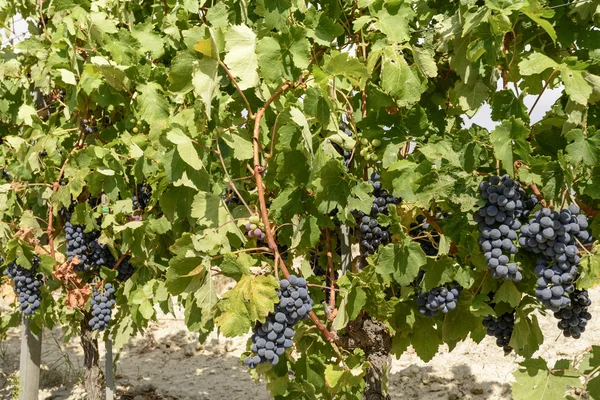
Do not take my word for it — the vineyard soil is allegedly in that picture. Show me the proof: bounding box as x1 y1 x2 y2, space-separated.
2 287 599 400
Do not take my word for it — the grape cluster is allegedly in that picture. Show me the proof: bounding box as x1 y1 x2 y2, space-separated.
88 234 116 269
89 283 116 331
4 257 43 316
533 258 576 311
554 290 592 339
66 221 115 272
416 283 461 317
520 204 590 311
244 275 313 369
2 168 10 180
518 194 539 221
223 188 242 207
81 119 98 134
473 175 523 282
409 214 446 256
355 172 400 256
482 312 515 353
339 121 353 168
66 222 91 269
245 215 266 241
116 256 135 282
132 184 152 210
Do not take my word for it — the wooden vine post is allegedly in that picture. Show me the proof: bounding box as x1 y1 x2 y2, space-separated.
105 339 115 400
19 317 42 400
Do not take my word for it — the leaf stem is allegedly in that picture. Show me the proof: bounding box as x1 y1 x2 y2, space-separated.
219 60 254 119
325 228 337 312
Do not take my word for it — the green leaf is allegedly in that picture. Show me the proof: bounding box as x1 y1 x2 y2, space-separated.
165 255 207 295
258 0 292 30
290 215 320 250
216 275 280 336
313 160 350 214
220 131 254 160
489 117 531 175
518 52 558 76
412 45 438 78
560 66 593 105
411 318 442 362
136 83 170 123
375 3 415 43
321 51 369 87
17 105 37 126
219 253 254 280
132 24 165 59
509 304 544 358
192 57 219 119
304 88 330 126
312 15 344 46
289 106 313 158
376 240 426 285
381 47 426 106
462 7 491 36
522 10 557 45
324 363 368 393
223 25 259 90
169 52 197 93
494 280 522 308
58 69 77 85
512 358 580 400
565 129 600 166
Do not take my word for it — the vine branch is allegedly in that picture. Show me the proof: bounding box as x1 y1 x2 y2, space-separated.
219 60 254 119
251 80 337 342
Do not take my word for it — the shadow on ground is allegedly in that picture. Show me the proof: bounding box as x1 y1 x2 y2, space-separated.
389 363 511 400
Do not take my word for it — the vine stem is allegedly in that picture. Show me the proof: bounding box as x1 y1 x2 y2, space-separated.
325 228 337 312
528 68 558 118
219 60 254 119
215 135 254 215
421 209 458 255
47 155 71 260
530 183 548 207
252 80 337 342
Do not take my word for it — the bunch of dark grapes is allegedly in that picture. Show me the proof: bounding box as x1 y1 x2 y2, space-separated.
223 188 242 207
132 184 152 210
66 222 91 270
533 258 575 311
4 257 43 316
81 119 98 134
409 214 447 256
88 233 116 269
473 175 523 282
116 256 134 281
2 168 10 181
520 204 590 311
416 283 461 317
59 198 78 222
89 283 116 331
66 221 115 272
355 172 400 256
482 311 515 353
554 290 592 339
518 194 539 221
244 275 313 369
